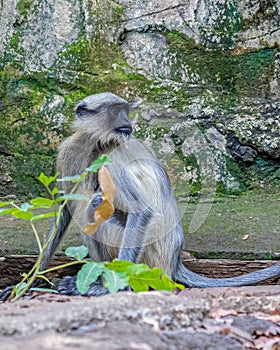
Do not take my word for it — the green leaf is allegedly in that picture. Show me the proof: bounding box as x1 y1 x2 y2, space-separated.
38 172 59 187
76 262 104 294
128 276 149 292
0 201 10 208
104 259 134 271
15 282 27 296
57 173 87 183
29 288 59 294
30 197 54 208
65 245 89 260
56 193 87 202
172 281 185 290
105 259 149 275
86 154 112 172
128 268 184 293
20 202 33 211
0 208 14 216
147 268 184 291
103 269 129 293
31 212 57 221
51 187 59 195
11 209 33 221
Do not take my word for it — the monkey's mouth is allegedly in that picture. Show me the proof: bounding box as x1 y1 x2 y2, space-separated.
114 125 133 136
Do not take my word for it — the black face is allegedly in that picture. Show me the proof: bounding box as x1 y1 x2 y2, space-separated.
110 104 133 136
75 96 133 137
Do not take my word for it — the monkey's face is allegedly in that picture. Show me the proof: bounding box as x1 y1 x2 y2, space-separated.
74 93 133 145
110 104 133 137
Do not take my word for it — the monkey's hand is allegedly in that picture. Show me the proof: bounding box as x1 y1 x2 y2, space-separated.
89 192 103 213
0 285 15 302
57 275 108 297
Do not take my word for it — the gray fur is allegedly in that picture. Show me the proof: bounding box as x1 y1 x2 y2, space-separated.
1 92 279 300
55 92 280 294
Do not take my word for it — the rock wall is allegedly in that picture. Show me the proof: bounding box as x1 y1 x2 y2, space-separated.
0 0 279 199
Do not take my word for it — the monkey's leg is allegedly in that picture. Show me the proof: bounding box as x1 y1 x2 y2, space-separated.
40 205 72 272
118 209 152 263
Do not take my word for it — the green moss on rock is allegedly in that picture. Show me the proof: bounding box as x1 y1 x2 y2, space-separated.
15 0 34 27
16 0 33 15
200 0 242 48
162 30 276 111
242 0 278 29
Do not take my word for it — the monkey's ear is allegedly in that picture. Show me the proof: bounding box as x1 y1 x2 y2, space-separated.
76 101 90 119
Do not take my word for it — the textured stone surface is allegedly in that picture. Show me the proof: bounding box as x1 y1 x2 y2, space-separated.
0 0 279 197
0 292 207 335
0 287 280 349
1 0 81 72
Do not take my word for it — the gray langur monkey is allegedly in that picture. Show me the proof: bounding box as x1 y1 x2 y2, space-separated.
1 92 280 299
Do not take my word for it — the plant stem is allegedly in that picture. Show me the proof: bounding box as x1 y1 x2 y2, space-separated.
40 260 87 274
11 251 44 302
11 178 85 301
11 202 20 210
30 221 42 253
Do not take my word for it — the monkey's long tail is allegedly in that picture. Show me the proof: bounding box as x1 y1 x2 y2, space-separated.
175 261 280 287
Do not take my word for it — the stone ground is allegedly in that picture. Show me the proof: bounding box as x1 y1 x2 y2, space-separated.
1 193 280 348
0 286 280 350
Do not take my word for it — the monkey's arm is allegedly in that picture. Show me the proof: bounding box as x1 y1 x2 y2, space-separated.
118 208 152 263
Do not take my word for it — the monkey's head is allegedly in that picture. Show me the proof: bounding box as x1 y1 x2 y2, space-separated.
74 92 133 146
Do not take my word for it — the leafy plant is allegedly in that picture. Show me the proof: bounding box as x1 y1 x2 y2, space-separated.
65 246 184 294
0 154 184 301
0 154 112 301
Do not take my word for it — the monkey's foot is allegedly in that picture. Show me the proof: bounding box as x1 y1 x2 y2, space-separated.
57 276 108 297
0 285 14 301
87 284 108 297
57 276 80 296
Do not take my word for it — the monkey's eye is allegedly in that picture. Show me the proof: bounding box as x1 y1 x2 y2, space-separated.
107 104 130 118
76 102 90 118
108 106 121 117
